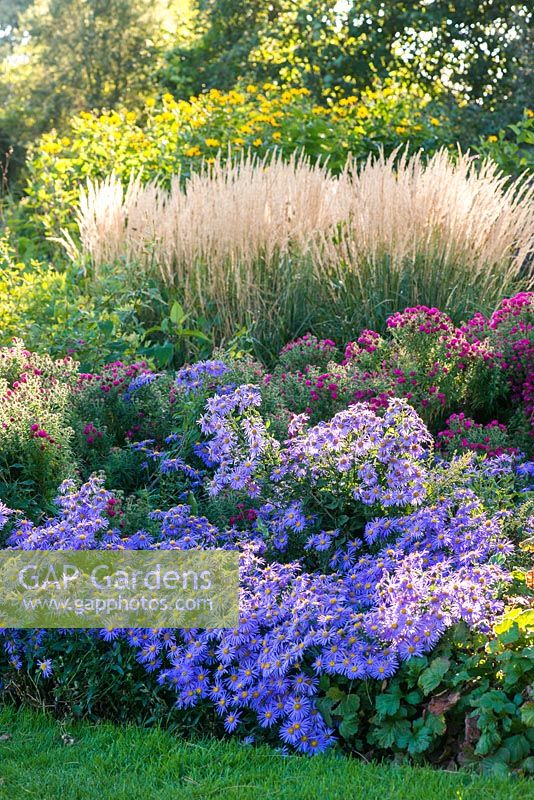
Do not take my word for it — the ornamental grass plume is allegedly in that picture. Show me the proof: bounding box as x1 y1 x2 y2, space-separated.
313 149 534 329
62 152 348 351
64 149 534 347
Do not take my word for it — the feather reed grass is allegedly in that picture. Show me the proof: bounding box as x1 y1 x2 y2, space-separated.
63 150 534 352
314 149 534 329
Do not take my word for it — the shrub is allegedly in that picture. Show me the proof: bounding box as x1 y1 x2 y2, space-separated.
437 414 519 458
1 355 533 767
477 109 534 177
268 301 529 439
0 235 174 370
466 294 534 423
0 439 526 757
0 341 77 513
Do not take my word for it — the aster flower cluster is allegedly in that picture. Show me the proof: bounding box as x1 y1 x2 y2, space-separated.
254 501 312 551
77 360 152 394
491 295 534 431
82 421 104 446
7 475 113 550
200 390 433 509
278 335 339 374
123 372 160 402
149 504 232 550
272 304 498 432
343 329 382 360
118 485 511 752
281 334 337 355
461 293 534 433
174 360 229 395
271 398 432 508
0 422 520 755
0 340 77 501
0 501 14 531
199 384 278 496
386 306 454 335
1 311 531 757
272 300 523 445
130 437 205 495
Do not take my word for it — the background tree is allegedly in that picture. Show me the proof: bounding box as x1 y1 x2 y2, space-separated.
0 0 179 181
163 0 532 114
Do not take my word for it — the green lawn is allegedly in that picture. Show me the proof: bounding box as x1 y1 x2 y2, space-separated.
0 705 532 800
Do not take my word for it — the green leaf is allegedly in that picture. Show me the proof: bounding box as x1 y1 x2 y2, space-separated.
500 623 521 644
338 694 360 717
480 756 511 778
404 656 428 679
514 610 534 632
170 301 187 325
475 728 501 756
375 689 401 717
418 657 450 695
315 697 333 726
521 702 534 728
369 718 411 749
426 713 447 736
187 493 199 515
504 734 531 763
150 342 174 367
97 319 114 335
339 715 359 739
326 686 345 703
495 608 534 636
474 690 515 715
178 328 211 342
407 727 433 755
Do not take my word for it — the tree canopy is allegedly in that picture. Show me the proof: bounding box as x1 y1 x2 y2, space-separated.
164 0 532 109
0 0 531 184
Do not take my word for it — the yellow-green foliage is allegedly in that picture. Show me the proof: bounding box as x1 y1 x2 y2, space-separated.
0 238 146 367
0 248 69 346
23 81 454 241
477 109 534 175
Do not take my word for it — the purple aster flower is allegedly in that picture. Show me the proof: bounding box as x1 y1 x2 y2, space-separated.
0 501 14 530
224 711 242 733
37 658 53 678
123 372 159 402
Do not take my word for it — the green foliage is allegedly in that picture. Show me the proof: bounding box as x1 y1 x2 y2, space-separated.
20 82 456 244
0 340 78 514
477 110 534 176
300 622 534 774
365 623 534 774
0 335 532 773
2 632 189 727
0 237 192 370
165 0 532 115
0 0 172 179
417 657 451 695
5 623 532 774
0 0 531 190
